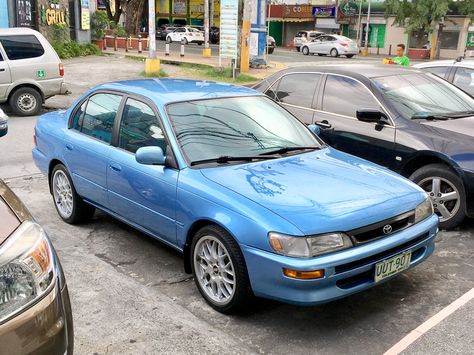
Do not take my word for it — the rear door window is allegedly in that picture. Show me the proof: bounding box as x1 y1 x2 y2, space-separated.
270 73 320 108
0 35 45 60
453 67 474 95
79 93 122 144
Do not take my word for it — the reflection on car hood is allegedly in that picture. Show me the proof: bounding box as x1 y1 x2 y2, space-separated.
201 148 426 235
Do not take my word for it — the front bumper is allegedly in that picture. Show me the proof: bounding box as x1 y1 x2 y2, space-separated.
0 280 73 355
242 214 438 306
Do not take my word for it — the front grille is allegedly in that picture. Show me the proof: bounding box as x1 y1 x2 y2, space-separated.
335 231 430 274
348 211 415 245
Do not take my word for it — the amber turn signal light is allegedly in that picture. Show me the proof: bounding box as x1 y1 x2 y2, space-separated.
283 268 324 280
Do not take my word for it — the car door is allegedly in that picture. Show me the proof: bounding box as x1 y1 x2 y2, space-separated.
452 66 474 96
65 92 123 208
265 72 321 124
311 37 325 54
0 49 11 100
315 74 396 168
107 97 178 245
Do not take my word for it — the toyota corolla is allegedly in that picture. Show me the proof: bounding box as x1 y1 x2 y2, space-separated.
32 79 438 313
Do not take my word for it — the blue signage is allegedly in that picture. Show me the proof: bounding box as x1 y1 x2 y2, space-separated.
312 6 336 18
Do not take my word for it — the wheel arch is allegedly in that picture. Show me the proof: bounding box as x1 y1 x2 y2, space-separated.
7 82 45 103
182 219 238 274
48 158 65 194
399 152 461 179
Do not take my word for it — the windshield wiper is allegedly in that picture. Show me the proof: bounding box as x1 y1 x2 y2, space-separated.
262 146 321 155
190 155 278 166
411 111 474 121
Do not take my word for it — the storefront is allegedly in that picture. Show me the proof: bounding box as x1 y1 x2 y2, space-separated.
155 0 221 27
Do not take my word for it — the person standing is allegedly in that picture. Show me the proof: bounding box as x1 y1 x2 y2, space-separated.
392 43 410 66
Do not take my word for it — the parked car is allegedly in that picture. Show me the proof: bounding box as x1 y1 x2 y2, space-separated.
267 35 276 54
0 28 68 116
413 58 474 96
0 107 7 137
166 27 204 45
157 25 177 40
0 110 74 354
32 79 437 313
301 35 358 58
293 30 324 52
254 64 474 229
210 26 220 44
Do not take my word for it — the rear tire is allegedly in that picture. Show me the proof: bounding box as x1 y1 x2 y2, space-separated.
409 164 466 230
166 36 172 43
9 87 42 116
50 164 95 224
191 225 253 314
267 48 274 54
330 48 339 57
302 46 309 55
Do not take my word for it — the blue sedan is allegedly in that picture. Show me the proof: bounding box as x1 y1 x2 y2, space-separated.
32 79 438 313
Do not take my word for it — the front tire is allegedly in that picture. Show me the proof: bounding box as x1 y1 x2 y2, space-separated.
409 164 466 230
50 164 95 224
191 225 253 314
9 87 42 116
302 46 309 55
267 48 274 54
330 48 339 57
166 36 172 43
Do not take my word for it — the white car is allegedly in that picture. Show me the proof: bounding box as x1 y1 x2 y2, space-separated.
166 27 204 45
293 30 324 52
413 58 474 96
301 35 359 58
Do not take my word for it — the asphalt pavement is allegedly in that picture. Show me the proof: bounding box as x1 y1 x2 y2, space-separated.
0 55 473 355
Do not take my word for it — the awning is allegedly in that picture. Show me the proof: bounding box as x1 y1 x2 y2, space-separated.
268 18 314 23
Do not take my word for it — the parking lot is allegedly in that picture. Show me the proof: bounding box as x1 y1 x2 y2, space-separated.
0 54 473 354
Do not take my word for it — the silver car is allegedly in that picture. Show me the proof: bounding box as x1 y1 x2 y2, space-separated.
0 28 68 116
301 35 359 58
413 58 474 96
293 30 324 52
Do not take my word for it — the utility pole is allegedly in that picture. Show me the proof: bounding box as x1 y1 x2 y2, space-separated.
356 0 362 46
210 0 214 28
240 0 251 72
145 0 160 74
363 0 371 56
203 0 211 57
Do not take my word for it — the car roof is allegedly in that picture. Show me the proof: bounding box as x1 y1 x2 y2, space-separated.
413 59 474 69
0 27 41 36
95 79 260 106
272 64 424 80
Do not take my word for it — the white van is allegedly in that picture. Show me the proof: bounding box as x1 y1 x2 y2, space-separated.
0 28 68 116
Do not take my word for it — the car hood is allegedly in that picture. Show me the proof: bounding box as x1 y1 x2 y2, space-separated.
200 148 426 235
421 116 474 138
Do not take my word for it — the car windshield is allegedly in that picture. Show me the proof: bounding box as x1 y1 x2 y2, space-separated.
166 96 322 165
372 73 474 120
295 32 307 37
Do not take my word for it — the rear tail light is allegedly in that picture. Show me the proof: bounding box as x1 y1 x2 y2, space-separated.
340 43 348 47
188 32 193 36
33 127 37 146
59 63 64 77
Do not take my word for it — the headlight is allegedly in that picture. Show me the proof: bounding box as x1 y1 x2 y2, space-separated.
414 198 434 224
0 221 56 323
268 232 353 258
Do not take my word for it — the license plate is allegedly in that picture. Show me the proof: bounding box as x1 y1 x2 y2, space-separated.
374 251 411 283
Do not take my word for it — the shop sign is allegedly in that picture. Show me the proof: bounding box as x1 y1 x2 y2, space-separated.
174 0 186 15
312 6 335 18
81 0 90 30
339 1 359 16
40 2 67 26
282 5 312 18
467 33 474 47
16 0 34 27
219 0 238 60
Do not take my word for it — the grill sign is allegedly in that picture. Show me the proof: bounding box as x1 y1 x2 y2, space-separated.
382 224 393 235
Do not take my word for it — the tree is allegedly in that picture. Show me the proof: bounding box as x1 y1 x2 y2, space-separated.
103 0 147 35
385 0 474 49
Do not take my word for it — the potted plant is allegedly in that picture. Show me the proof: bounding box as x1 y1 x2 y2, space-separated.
91 10 110 49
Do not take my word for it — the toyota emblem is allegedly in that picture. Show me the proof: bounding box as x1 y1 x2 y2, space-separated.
383 224 393 235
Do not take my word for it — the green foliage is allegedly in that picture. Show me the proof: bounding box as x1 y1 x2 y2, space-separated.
51 23 69 43
140 69 169 78
91 10 110 41
52 41 101 59
110 23 127 37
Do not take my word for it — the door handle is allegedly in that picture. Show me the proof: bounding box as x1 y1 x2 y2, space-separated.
316 120 332 129
65 143 73 151
0 68 5 72
109 163 122 172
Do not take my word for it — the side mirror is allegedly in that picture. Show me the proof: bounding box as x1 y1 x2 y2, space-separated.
136 146 166 165
356 109 386 123
0 108 8 138
307 124 321 136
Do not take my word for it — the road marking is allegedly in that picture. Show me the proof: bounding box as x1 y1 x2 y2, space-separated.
384 287 474 355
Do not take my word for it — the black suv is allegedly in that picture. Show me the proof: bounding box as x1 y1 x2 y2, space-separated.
254 65 474 229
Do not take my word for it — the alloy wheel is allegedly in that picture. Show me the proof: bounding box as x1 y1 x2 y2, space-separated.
193 235 236 305
52 170 74 219
17 93 37 113
418 176 460 222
